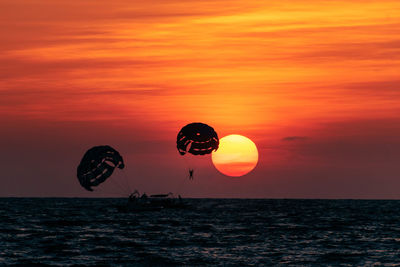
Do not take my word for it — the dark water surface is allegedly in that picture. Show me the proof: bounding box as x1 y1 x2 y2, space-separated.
1 198 400 266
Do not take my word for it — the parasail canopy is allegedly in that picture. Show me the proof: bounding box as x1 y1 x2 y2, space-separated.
177 123 219 156
77 145 124 191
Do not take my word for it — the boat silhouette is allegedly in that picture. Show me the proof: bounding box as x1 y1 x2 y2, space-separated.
117 191 190 212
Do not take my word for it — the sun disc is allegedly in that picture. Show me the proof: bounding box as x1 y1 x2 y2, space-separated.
212 134 258 177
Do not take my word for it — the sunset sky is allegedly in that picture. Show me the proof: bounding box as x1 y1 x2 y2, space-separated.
1 0 399 198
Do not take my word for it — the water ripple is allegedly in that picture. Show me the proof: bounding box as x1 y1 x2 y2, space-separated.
1 199 400 266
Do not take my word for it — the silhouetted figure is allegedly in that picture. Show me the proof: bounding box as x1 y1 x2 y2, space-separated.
128 190 139 203
128 193 137 203
189 169 194 180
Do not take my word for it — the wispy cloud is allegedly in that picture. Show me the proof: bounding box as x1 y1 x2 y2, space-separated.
1 0 400 196
282 136 308 142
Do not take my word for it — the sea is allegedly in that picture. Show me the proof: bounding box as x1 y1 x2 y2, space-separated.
1 198 400 266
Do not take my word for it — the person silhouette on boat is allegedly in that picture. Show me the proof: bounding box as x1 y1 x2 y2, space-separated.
129 193 136 202
128 190 139 203
189 169 194 180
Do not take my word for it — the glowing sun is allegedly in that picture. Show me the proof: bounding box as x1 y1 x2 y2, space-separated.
212 134 258 177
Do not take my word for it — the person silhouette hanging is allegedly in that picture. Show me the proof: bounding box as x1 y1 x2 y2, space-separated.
189 169 194 180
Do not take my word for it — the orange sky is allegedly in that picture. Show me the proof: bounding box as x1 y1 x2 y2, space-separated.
1 0 400 197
